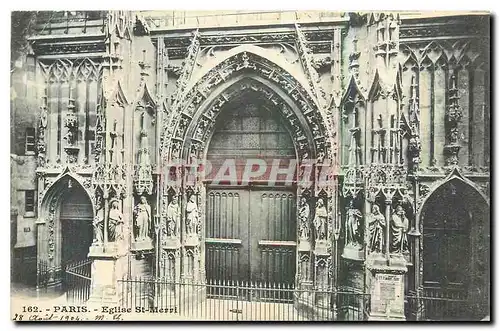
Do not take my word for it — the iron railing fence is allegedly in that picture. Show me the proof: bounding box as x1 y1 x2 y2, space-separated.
33 11 106 35
64 258 92 304
118 277 371 321
405 295 490 321
36 260 63 291
143 10 344 30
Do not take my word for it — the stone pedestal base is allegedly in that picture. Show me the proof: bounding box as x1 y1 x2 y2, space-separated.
314 240 328 255
298 239 311 252
367 254 407 321
131 238 154 251
163 237 181 249
341 243 364 261
184 235 199 247
87 245 128 307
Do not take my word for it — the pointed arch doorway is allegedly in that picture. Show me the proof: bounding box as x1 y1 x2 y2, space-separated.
60 184 94 269
420 178 490 320
204 86 298 286
37 175 94 290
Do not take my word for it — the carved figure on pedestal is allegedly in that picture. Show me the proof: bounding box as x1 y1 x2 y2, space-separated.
138 112 151 166
93 215 104 245
166 196 180 237
298 196 310 240
314 198 327 240
64 130 74 146
391 205 409 253
134 195 151 241
186 195 199 236
368 204 385 253
108 199 124 242
346 206 363 247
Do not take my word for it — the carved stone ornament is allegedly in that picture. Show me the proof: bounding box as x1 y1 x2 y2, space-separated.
161 50 334 165
47 199 57 261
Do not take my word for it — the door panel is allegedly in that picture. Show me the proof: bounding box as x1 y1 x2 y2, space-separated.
249 189 296 285
206 189 249 282
206 186 296 287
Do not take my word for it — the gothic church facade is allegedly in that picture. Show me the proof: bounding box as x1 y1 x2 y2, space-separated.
10 11 490 320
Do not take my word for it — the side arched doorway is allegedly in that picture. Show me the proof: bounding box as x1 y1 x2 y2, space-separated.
60 185 93 269
204 88 297 285
420 178 490 320
37 175 94 291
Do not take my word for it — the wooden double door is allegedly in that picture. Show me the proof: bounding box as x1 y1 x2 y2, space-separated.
205 186 297 285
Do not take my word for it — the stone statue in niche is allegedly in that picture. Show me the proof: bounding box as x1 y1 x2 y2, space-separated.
314 198 327 240
185 195 199 236
298 196 310 240
109 120 119 165
391 205 409 254
138 112 151 166
368 204 385 253
64 130 75 146
166 195 180 237
93 215 104 245
345 204 363 247
133 195 151 241
108 199 124 242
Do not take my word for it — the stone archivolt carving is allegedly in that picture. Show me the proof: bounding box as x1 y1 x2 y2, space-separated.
47 199 57 261
161 50 333 164
189 81 314 162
